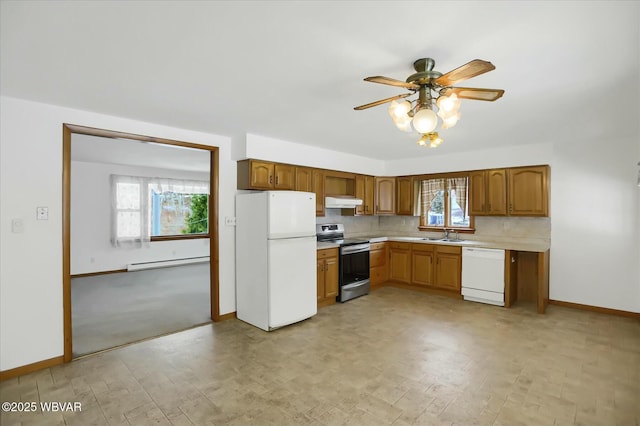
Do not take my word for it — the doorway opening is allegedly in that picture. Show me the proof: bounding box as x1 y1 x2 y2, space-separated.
62 124 220 361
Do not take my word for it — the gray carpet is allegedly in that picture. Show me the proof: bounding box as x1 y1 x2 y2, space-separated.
71 263 210 357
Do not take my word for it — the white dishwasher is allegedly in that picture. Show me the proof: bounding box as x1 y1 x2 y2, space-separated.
461 247 505 306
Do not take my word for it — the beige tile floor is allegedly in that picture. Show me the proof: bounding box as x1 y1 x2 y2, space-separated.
1 287 639 426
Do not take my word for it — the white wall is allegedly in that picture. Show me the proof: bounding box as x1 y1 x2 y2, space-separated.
70 160 210 275
550 135 639 312
0 96 237 371
245 133 386 176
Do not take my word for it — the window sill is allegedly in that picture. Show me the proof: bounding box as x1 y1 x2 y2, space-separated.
150 234 210 242
418 226 475 233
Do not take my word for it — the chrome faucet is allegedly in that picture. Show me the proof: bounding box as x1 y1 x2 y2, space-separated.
443 229 450 239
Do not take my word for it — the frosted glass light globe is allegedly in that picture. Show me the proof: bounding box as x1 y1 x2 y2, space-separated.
389 100 411 119
412 108 438 133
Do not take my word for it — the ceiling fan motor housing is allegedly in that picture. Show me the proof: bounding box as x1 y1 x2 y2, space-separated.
406 58 443 86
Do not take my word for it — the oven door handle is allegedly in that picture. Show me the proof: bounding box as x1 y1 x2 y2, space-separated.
341 279 370 291
341 244 370 255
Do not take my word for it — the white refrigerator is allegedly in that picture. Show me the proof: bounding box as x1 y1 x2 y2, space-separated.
235 191 317 331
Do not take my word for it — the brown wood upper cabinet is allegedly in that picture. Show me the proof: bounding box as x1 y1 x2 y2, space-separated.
237 159 295 190
375 177 396 215
469 165 549 217
469 169 507 216
295 166 313 192
312 169 325 216
396 176 414 216
508 165 549 216
354 174 375 216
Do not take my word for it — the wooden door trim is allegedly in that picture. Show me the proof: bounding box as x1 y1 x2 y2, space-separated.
62 123 220 363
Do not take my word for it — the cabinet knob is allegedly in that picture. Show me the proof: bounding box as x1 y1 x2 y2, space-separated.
269 175 273 184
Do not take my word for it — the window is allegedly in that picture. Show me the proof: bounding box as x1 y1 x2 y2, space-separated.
111 175 209 246
419 176 471 230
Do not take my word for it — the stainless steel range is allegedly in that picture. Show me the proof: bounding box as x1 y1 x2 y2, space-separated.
316 224 370 302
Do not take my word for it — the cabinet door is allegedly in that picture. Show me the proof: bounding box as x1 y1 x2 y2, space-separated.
316 258 325 301
375 177 396 215
435 252 461 291
508 166 549 216
468 170 487 216
312 169 325 216
354 175 366 215
250 160 274 189
486 169 507 215
389 243 410 283
370 243 388 285
324 256 339 298
274 164 295 190
364 175 375 215
295 167 313 192
396 177 413 215
411 244 434 286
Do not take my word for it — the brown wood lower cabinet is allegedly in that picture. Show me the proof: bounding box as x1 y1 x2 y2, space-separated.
369 242 388 288
433 245 462 291
386 242 462 294
317 248 339 307
389 242 411 283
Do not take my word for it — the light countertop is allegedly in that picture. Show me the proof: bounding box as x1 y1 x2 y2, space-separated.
317 235 549 252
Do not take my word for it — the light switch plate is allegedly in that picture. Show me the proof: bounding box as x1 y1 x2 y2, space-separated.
36 206 48 220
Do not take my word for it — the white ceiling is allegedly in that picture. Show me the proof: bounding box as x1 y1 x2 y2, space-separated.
1 1 638 161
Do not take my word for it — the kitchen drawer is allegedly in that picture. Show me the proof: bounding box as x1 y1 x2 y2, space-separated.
317 248 338 259
370 242 386 251
411 243 434 252
436 245 462 254
389 242 410 250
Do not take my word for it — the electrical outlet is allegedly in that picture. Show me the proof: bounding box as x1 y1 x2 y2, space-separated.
12 218 24 233
225 216 236 226
36 206 48 220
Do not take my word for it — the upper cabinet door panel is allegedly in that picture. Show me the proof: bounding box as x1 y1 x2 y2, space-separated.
468 170 487 216
508 166 549 216
249 160 274 189
486 169 507 215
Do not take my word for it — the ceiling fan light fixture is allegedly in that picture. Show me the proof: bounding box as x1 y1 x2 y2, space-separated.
440 112 461 129
412 108 438 133
388 99 411 119
354 57 503 148
436 93 461 114
428 132 443 148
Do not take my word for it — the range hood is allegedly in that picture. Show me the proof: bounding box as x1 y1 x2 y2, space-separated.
325 196 363 209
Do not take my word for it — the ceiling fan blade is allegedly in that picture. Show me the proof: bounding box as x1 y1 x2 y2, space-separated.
364 76 420 90
442 87 505 101
354 93 412 110
435 60 496 87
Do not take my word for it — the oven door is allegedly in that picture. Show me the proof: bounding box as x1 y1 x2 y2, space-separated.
340 243 370 302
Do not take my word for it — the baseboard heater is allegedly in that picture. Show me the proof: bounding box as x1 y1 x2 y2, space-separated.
127 256 209 272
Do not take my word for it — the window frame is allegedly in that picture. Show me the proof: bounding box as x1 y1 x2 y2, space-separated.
415 171 475 233
150 193 210 242
111 175 210 245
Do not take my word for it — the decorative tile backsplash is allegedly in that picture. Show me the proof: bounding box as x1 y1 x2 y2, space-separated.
316 210 550 244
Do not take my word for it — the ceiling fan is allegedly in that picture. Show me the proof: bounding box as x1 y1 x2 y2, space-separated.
354 57 505 147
